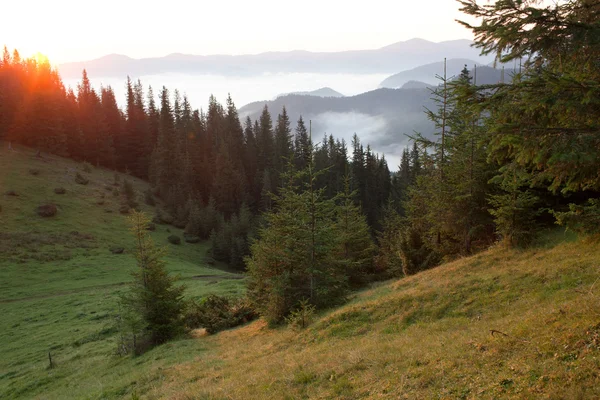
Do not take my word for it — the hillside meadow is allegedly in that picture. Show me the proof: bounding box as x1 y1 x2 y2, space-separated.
0 144 245 398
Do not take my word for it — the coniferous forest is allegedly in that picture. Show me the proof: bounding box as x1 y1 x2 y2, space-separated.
1 0 599 341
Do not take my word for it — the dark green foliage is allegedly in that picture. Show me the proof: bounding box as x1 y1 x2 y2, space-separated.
335 176 376 285
458 0 600 227
185 295 257 334
167 235 181 245
285 299 316 330
184 234 200 244
209 203 254 270
247 163 348 325
120 212 185 349
144 189 155 206
488 166 539 248
554 199 600 237
154 208 174 225
399 227 441 276
374 204 404 277
123 180 135 202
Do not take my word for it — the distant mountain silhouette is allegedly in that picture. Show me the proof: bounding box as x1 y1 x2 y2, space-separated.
239 88 436 163
380 58 482 88
276 87 344 98
239 64 518 163
401 80 433 89
58 39 495 79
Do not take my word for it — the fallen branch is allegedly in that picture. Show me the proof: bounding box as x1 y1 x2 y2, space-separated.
490 329 530 343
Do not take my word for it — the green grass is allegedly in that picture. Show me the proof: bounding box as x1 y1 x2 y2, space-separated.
140 237 600 399
2 143 600 399
0 144 245 399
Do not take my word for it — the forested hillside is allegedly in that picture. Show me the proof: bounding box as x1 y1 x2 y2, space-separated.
1 0 600 398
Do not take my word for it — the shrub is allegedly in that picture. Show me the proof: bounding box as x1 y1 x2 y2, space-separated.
184 234 201 244
127 199 139 210
54 187 66 195
82 162 93 173
146 223 156 231
554 198 600 236
204 257 216 265
28 168 41 176
155 209 174 225
399 227 441 276
285 299 316 330
113 188 120 197
109 246 125 254
185 295 257 334
123 180 135 200
37 204 58 217
168 235 181 245
119 204 130 214
144 190 156 206
75 173 89 185
113 172 120 186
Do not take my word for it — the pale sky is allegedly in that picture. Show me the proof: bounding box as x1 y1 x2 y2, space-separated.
3 0 474 63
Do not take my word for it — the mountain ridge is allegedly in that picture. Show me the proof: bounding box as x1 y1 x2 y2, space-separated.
58 38 494 79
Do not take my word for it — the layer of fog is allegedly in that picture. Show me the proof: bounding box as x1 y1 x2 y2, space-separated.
63 72 389 109
310 112 413 169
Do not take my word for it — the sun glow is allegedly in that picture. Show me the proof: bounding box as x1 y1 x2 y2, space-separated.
33 52 51 66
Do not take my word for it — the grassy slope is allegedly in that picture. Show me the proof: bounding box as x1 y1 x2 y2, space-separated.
0 144 245 399
2 144 599 399
142 234 600 400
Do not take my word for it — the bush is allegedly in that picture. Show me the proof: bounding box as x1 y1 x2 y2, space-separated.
399 227 441 276
119 204 130 214
123 180 135 200
185 295 257 334
144 190 156 206
154 209 174 225
37 204 58 217
285 299 316 330
127 199 139 209
54 187 66 195
82 162 93 173
75 173 89 185
29 168 41 176
168 235 181 245
554 198 600 236
146 223 156 231
184 234 201 244
109 246 124 254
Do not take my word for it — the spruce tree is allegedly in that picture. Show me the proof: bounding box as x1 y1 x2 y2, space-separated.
120 211 185 349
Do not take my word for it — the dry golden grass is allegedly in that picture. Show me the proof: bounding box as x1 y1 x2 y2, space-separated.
141 237 600 399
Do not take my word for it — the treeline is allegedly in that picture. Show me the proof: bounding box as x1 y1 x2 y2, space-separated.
0 49 392 271
374 0 600 276
247 0 600 323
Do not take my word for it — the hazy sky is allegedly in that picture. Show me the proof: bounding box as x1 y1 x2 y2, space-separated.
3 0 473 63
